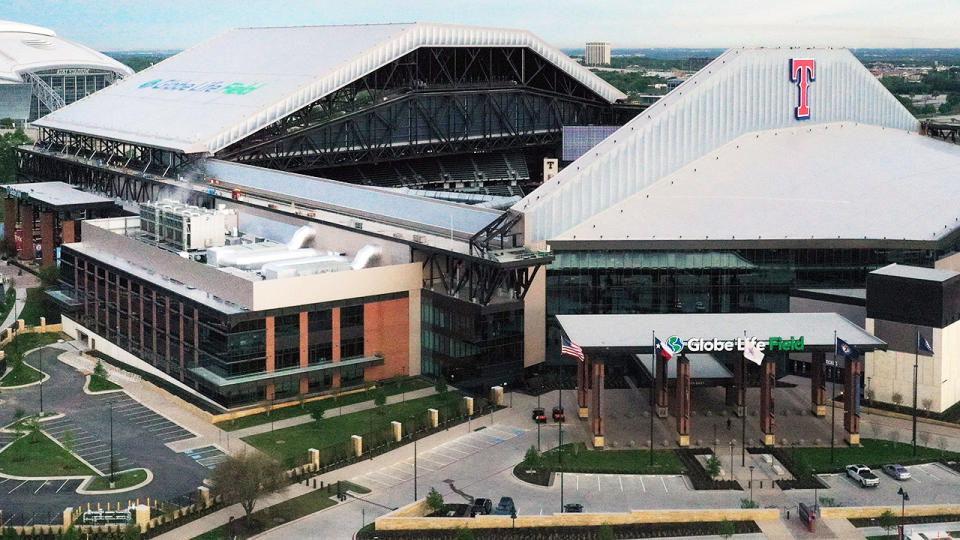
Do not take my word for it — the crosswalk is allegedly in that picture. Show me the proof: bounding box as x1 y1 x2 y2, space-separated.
352 425 526 489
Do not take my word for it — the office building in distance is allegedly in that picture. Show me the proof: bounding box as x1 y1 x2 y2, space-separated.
584 41 611 65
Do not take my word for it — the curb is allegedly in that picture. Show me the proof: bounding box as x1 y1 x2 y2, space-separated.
77 467 154 495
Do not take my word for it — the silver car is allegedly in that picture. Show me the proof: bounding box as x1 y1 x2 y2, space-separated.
882 463 911 480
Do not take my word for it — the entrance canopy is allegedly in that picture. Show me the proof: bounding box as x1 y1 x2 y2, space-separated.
635 353 732 380
556 312 886 355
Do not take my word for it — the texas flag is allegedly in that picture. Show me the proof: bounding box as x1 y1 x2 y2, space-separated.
655 337 674 361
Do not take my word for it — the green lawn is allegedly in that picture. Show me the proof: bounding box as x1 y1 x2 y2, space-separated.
538 443 686 474
88 374 122 392
19 287 49 326
86 469 147 491
190 482 369 540
243 392 465 464
0 359 42 386
0 333 63 387
219 377 433 432
791 438 960 474
0 287 16 325
0 431 95 476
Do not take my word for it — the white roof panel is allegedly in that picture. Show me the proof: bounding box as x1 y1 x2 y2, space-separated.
0 20 132 83
556 123 960 244
517 48 918 243
871 263 960 282
34 22 625 154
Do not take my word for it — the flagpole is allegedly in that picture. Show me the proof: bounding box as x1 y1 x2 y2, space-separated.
742 330 746 467
913 328 919 457
831 330 837 465
650 330 655 467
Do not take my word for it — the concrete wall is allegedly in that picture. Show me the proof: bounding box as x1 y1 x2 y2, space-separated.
864 317 960 413
251 262 421 311
375 499 780 530
523 269 546 368
408 288 422 376
820 503 960 519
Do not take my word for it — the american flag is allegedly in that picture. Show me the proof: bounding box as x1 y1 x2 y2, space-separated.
561 334 584 361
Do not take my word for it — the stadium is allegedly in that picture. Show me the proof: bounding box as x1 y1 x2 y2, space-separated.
10 23 960 446
0 20 132 123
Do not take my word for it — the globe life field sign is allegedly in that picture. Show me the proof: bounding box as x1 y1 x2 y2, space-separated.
674 336 805 353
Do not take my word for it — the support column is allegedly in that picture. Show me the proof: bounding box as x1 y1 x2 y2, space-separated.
39 210 56 268
61 219 75 244
299 312 309 395
3 198 16 252
265 316 276 401
577 355 588 419
811 352 827 417
655 355 669 418
18 203 33 261
760 358 776 446
676 354 691 447
591 359 605 448
844 357 863 445
733 356 746 416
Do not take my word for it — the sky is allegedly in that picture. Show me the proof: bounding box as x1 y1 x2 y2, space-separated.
3 0 960 51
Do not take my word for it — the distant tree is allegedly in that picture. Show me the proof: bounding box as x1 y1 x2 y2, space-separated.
309 403 326 423
879 509 897 537
209 450 286 521
0 129 30 183
523 446 542 469
93 360 108 380
706 454 722 479
37 265 60 289
426 487 444 514
891 392 904 408
0 118 13 129
718 519 735 539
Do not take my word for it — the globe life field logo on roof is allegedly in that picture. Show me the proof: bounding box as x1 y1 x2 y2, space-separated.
666 336 684 355
671 336 805 353
137 78 266 95
789 58 816 119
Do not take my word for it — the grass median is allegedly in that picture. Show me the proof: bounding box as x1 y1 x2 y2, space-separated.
87 374 122 392
242 392 464 465
539 443 686 474
789 438 960 474
87 469 147 491
0 431 95 477
0 332 63 387
219 377 433 432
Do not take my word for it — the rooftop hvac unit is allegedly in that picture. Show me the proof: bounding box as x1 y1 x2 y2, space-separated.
392 233 404 239
412 235 426 243
354 221 363 230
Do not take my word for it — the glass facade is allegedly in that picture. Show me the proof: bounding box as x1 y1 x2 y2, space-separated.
29 69 119 121
421 290 524 393
58 248 391 408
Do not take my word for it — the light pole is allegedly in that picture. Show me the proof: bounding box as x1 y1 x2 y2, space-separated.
38 346 43 415
559 420 564 512
413 437 418 501
749 465 755 505
898 486 909 538
401 366 407 403
109 398 115 487
729 440 735 479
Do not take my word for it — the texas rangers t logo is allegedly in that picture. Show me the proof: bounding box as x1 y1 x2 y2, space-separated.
789 58 816 119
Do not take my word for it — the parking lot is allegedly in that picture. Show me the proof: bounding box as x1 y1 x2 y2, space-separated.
1 477 84 497
814 462 960 506
42 416 136 475
94 393 196 444
352 425 527 490
184 446 228 469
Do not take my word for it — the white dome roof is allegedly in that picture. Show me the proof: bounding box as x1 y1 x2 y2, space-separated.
0 19 132 83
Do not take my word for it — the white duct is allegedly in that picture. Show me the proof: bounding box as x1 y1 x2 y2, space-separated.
222 248 319 270
262 255 351 279
351 244 383 270
287 226 316 250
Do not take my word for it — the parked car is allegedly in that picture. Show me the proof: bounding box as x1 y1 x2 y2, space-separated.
552 406 566 422
471 498 493 516
563 503 584 513
846 464 880 487
882 463 911 480
532 408 547 423
493 497 516 516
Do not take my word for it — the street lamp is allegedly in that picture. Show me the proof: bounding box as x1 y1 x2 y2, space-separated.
413 437 418 501
108 398 115 488
729 440 735 479
749 465 755 505
38 345 43 415
898 487 910 537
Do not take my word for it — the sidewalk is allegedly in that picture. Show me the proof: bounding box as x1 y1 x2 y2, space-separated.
0 287 26 332
228 386 438 438
153 395 520 540
858 520 960 537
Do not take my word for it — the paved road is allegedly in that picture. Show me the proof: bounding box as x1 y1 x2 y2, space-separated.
0 345 209 519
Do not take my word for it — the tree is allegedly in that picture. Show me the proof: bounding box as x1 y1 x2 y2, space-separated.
599 524 614 540
434 378 448 395
939 436 949 455
63 430 76 455
706 454 722 479
37 264 60 289
523 446 542 469
209 450 287 521
892 392 904 408
297 393 306 409
922 398 933 416
456 527 476 540
878 509 897 537
0 128 30 183
12 408 25 437
718 519 735 539
373 388 387 413
865 388 876 403
889 428 901 448
740 498 759 509
93 361 108 380
426 487 444 514
123 522 142 540
59 526 80 540
309 403 326 423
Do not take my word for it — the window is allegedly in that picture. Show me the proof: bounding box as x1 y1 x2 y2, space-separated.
340 305 364 328
341 337 364 359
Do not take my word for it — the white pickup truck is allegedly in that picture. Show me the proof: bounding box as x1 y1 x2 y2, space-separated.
846 464 880 487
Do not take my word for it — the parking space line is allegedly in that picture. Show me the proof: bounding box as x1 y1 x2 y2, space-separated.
619 476 624 492
153 425 188 434
576 476 579 491
8 481 26 494
56 480 69 493
361 474 392 487
377 469 408 481
661 477 668 493
33 481 48 494
0 478 9 485
430 449 460 460
440 445 469 455
136 418 169 427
